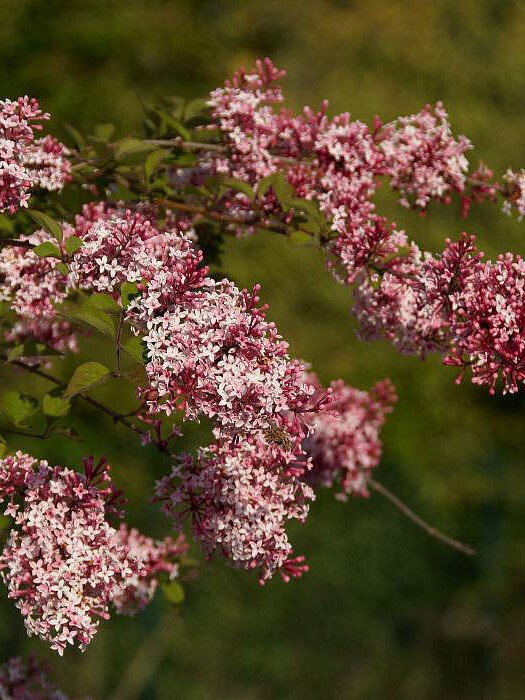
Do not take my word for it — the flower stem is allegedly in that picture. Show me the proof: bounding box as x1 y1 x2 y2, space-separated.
368 478 476 556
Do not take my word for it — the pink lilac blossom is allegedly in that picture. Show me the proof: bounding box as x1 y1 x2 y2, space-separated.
353 233 525 394
0 97 70 214
0 656 67 700
22 135 71 193
352 231 449 356
133 277 315 433
378 102 472 210
303 377 396 498
155 430 312 584
501 168 525 220
111 524 188 615
0 452 137 655
0 227 77 353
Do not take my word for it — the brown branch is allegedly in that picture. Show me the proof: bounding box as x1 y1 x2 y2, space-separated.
368 478 475 556
0 238 34 249
158 198 286 234
115 311 125 376
158 198 319 240
145 138 225 152
7 357 147 442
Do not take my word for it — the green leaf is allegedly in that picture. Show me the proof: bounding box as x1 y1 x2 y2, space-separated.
0 215 14 234
94 123 116 142
221 178 254 200
27 210 63 242
64 362 111 399
33 241 62 259
184 98 209 121
85 293 121 314
288 230 315 246
115 138 154 160
285 198 323 222
256 173 294 202
87 136 114 163
1 391 39 426
124 363 147 386
64 124 86 149
6 345 24 362
144 149 167 181
120 282 139 308
162 581 185 606
156 111 191 140
56 262 69 276
64 236 83 255
6 341 60 361
42 394 71 418
122 336 145 364
75 308 115 336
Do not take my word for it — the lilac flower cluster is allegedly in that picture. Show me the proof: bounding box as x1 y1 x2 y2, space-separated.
112 524 188 615
64 207 320 581
155 431 312 584
208 61 525 393
303 377 396 498
378 101 472 210
355 233 525 394
0 227 77 353
0 97 70 213
0 452 186 654
207 60 471 284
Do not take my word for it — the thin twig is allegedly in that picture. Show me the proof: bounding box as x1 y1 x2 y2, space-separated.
158 198 287 234
368 478 476 556
115 311 125 376
0 238 34 249
145 138 225 152
158 197 318 240
7 358 145 441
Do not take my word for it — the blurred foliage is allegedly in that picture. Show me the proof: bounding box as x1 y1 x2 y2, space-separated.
2 0 525 697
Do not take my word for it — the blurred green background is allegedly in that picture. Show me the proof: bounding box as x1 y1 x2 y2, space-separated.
2 1 525 697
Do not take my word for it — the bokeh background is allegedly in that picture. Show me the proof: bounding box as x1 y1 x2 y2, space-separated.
2 1 525 697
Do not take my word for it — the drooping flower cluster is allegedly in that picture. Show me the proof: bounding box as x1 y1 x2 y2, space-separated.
155 430 313 584
303 377 396 498
352 233 448 357
0 452 135 654
208 58 285 182
354 232 525 394
0 228 76 353
111 524 188 615
0 656 67 700
0 452 186 655
64 207 321 581
0 97 70 214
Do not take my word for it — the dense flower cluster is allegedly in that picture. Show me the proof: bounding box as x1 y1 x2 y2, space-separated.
378 102 472 210
0 452 186 655
64 207 322 581
207 61 474 284
0 656 67 700
0 97 70 213
354 233 525 394
112 524 188 615
0 452 135 654
303 377 396 498
155 430 313 584
0 228 76 353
